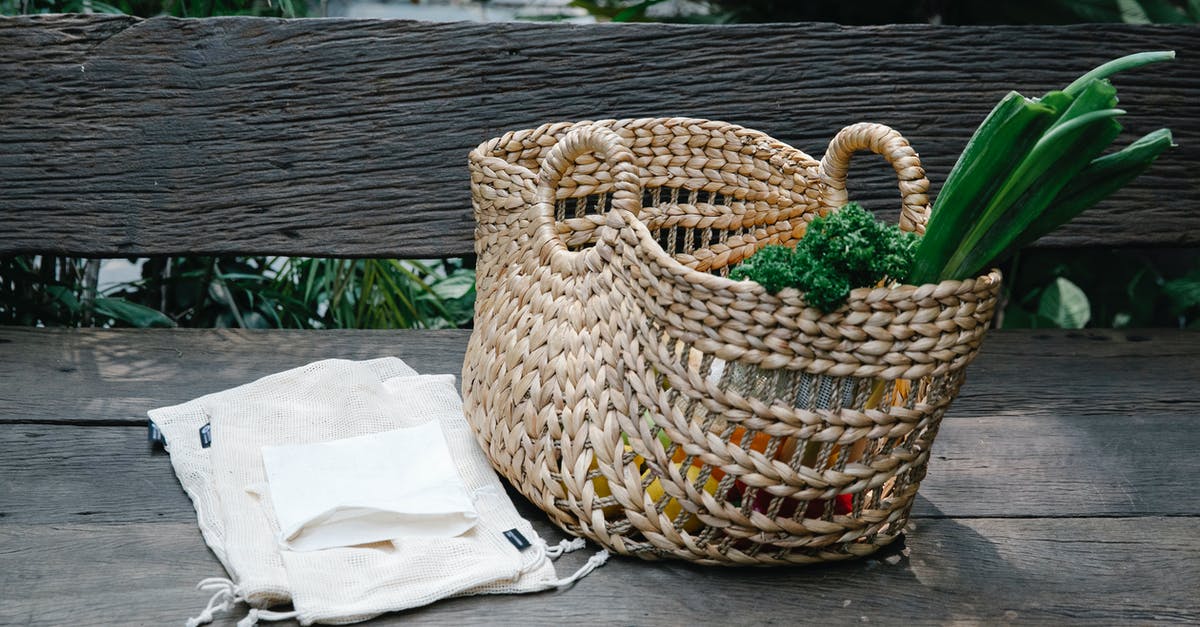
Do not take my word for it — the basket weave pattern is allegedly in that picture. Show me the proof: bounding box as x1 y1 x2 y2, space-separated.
464 118 1001 564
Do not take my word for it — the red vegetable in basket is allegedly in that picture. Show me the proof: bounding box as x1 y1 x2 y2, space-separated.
730 481 853 519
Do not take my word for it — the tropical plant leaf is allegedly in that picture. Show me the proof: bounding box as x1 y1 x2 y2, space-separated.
1038 277 1092 328
93 297 176 328
613 0 668 21
431 269 476 301
1164 274 1200 313
1116 0 1153 22
45 285 81 313
1001 303 1058 329
1130 0 1192 22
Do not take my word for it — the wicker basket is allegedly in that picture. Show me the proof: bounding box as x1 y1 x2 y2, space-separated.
464 118 1001 565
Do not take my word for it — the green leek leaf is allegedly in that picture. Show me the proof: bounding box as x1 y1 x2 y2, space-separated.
1007 128 1174 253
1063 51 1175 97
911 92 1058 284
940 79 1125 279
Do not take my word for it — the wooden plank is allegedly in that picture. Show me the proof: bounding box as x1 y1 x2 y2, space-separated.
2 413 1197 526
2 327 1198 426
0 518 1195 625
0 327 471 424
1 16 1197 257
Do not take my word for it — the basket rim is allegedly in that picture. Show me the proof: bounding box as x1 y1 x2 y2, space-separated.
609 203 1003 316
468 116 824 185
472 116 1002 313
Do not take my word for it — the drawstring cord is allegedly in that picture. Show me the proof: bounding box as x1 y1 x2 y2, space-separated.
553 548 610 588
544 537 587 558
186 577 241 627
537 535 610 588
237 608 301 627
188 538 606 625
186 577 299 627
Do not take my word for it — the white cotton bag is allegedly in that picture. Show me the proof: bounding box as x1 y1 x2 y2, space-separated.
150 358 603 627
261 421 480 552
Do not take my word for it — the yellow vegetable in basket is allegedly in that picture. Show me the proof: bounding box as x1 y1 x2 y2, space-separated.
588 445 643 517
644 462 720 533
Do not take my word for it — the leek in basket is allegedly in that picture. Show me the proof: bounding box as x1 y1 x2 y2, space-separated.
911 50 1176 284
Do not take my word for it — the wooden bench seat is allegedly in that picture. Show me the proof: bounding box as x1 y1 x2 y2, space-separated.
1 16 1198 625
3 327 1198 624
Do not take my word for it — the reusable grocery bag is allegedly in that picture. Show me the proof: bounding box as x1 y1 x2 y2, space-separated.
151 359 605 626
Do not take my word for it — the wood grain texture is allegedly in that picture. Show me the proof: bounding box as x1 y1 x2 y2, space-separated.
1 16 1197 257
2 327 1197 425
1 324 1197 624
0 518 1196 626
2 414 1196 526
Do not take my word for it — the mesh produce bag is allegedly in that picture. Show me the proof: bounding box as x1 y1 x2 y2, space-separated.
150 358 605 626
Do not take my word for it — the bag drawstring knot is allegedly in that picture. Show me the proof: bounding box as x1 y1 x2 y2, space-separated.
544 536 587 558
185 577 241 627
236 607 302 627
537 535 610 589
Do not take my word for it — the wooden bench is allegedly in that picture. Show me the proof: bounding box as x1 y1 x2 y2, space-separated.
2 15 1198 625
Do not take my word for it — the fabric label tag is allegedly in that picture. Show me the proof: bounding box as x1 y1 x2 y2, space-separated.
148 420 166 447
199 423 212 448
503 528 531 551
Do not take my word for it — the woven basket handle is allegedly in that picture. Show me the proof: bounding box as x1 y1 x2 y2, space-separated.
818 123 930 234
530 124 643 274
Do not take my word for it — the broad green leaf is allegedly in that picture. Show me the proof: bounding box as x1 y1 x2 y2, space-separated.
999 303 1058 329
208 280 234 306
1119 266 1160 325
1038 277 1091 328
214 272 271 283
613 0 668 21
1164 276 1200 313
45 285 81 313
242 311 270 329
93 297 176 328
1132 0 1192 22
1116 0 1152 23
431 270 477 301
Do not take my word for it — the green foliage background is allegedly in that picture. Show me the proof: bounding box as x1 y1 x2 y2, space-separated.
1 0 304 17
0 256 475 329
2 0 1197 329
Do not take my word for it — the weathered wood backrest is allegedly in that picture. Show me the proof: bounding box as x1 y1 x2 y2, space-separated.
1 16 1197 261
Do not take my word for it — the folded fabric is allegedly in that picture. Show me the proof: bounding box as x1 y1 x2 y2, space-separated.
262 422 479 551
149 359 606 627
152 357 420 608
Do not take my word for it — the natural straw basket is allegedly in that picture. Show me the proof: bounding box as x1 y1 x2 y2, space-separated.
464 118 1001 565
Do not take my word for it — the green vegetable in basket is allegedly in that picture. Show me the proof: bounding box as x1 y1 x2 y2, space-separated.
730 202 918 311
910 50 1176 284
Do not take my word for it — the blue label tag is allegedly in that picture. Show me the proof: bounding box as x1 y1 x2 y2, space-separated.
503 528 531 551
199 423 212 448
148 420 166 447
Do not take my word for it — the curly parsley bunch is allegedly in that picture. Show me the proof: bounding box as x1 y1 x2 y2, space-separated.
730 203 919 312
